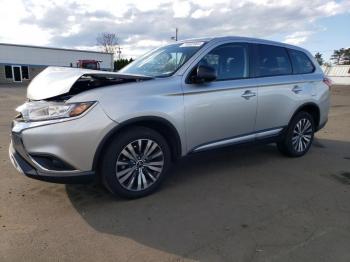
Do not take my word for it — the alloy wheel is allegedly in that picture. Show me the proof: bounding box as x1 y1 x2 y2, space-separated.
292 118 313 152
116 139 164 191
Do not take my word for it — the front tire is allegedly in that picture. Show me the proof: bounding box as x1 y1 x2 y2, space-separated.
100 127 171 198
277 111 315 157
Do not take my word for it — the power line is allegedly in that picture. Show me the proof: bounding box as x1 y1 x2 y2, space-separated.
116 46 123 60
171 28 178 41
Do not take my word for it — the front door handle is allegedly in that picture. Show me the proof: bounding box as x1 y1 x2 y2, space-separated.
241 90 256 100
292 85 303 94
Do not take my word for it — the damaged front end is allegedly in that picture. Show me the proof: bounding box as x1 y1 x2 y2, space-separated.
27 66 153 101
15 66 152 122
10 67 125 181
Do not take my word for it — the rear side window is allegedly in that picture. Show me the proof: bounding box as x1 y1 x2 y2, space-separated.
288 49 315 74
255 44 292 77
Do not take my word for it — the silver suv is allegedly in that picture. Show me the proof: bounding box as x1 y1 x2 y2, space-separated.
9 36 330 198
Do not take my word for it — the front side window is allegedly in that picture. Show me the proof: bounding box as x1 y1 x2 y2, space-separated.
199 43 249 80
255 44 292 77
119 42 206 77
288 49 315 74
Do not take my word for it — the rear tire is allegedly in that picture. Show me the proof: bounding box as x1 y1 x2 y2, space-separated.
100 127 171 198
277 111 315 157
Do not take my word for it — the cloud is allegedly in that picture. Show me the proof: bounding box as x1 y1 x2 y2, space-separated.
284 31 313 45
1 0 349 58
173 0 191 18
191 9 213 19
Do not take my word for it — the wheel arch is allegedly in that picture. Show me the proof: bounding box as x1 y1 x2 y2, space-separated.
92 116 182 171
290 102 320 128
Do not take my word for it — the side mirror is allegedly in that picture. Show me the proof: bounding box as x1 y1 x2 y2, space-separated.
193 65 217 83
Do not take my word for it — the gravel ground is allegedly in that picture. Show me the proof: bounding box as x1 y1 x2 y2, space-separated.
0 85 349 262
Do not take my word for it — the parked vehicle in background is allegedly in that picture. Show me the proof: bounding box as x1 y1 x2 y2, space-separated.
76 60 101 70
9 36 330 198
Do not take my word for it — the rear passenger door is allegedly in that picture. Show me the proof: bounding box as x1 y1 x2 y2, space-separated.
288 48 319 97
253 44 301 132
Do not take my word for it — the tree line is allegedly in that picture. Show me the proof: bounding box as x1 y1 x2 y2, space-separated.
315 48 350 66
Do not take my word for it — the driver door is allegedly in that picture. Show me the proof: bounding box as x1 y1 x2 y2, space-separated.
182 42 258 152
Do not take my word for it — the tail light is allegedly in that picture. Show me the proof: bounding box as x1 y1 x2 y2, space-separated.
323 77 332 90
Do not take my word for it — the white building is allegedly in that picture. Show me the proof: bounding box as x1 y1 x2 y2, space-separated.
0 43 114 85
322 65 350 85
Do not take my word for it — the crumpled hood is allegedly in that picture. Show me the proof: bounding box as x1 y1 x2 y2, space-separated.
27 66 152 100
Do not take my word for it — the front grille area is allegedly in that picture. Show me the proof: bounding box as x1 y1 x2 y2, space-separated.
30 155 76 171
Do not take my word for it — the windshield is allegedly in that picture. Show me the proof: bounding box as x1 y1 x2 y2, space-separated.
119 42 206 77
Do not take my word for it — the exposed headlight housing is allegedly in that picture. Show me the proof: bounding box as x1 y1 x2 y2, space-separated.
16 101 95 122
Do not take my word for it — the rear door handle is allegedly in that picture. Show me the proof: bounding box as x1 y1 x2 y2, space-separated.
292 85 303 94
241 90 256 100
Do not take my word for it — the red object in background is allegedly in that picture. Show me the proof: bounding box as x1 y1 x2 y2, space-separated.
76 60 101 70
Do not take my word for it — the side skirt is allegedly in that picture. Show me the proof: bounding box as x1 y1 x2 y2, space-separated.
190 127 285 153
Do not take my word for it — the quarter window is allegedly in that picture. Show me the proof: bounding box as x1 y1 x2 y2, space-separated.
255 44 292 77
5 65 12 79
199 44 249 80
288 49 315 74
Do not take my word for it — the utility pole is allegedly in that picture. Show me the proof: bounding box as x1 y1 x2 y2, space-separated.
116 46 122 60
171 28 178 41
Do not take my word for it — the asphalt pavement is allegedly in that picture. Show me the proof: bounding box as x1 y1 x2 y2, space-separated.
0 85 349 262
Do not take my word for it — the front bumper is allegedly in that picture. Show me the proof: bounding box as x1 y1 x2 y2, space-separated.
8 103 118 184
9 135 95 184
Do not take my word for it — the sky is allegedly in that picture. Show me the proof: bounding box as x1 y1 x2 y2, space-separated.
0 0 349 61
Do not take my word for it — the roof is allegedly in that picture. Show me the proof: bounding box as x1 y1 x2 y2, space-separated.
0 42 113 55
179 36 308 52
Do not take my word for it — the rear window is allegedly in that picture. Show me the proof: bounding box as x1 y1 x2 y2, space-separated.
255 44 292 77
288 49 315 74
